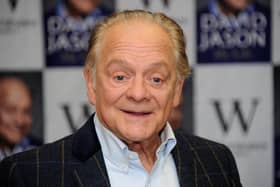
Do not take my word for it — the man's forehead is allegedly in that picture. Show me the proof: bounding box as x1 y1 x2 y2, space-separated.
107 42 172 55
0 79 26 91
106 59 170 69
0 79 31 99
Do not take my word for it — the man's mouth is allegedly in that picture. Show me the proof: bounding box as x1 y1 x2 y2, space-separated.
121 110 152 116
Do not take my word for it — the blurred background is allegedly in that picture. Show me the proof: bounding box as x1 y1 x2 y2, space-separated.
0 0 278 186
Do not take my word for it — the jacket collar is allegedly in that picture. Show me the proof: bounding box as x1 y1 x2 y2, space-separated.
71 114 110 186
72 113 100 161
172 130 196 186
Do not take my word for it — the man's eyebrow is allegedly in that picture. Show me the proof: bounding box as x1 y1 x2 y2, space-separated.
106 59 128 67
105 59 171 76
107 59 170 68
147 61 169 69
105 60 132 73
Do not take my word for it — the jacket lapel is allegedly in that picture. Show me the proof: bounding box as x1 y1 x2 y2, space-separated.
73 151 110 187
71 114 110 187
173 130 197 186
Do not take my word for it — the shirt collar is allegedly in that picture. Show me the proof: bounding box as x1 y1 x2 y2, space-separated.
157 122 177 158
0 138 34 160
94 114 177 172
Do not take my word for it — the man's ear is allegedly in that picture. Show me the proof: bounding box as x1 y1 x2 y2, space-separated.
173 79 184 107
83 67 96 105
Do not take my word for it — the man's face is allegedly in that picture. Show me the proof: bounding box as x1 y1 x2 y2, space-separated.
223 0 251 11
0 80 32 146
67 0 99 16
85 20 184 144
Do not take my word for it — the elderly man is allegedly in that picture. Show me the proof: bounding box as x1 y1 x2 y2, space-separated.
0 10 242 186
0 77 39 161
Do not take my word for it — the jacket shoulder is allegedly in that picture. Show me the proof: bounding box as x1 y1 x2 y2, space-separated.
174 130 242 186
175 130 228 150
4 134 73 163
0 135 75 186
174 130 237 166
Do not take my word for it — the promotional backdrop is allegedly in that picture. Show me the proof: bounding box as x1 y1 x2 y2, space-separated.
0 0 278 186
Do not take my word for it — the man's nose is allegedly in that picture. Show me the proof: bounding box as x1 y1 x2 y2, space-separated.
14 111 31 125
126 76 151 102
14 111 24 124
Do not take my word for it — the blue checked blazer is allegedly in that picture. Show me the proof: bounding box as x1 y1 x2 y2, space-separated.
0 114 242 187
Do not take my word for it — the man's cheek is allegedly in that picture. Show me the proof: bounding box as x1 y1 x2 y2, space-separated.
2 114 13 124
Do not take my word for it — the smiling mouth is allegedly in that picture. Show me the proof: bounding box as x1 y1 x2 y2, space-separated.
121 110 152 116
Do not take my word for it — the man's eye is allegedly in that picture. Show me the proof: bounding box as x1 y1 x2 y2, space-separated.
114 75 125 81
152 77 162 83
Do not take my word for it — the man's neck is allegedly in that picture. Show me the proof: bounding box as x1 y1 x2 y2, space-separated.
126 136 161 172
0 140 15 152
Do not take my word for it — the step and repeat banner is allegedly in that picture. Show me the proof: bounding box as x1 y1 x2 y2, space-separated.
0 0 279 186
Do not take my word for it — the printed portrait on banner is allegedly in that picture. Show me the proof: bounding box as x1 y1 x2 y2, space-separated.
196 0 271 63
44 0 114 67
0 71 44 147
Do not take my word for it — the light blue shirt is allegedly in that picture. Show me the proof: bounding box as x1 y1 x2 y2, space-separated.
0 138 36 161
94 115 180 187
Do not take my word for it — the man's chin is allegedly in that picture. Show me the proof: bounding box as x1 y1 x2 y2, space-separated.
5 136 24 145
121 131 158 145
